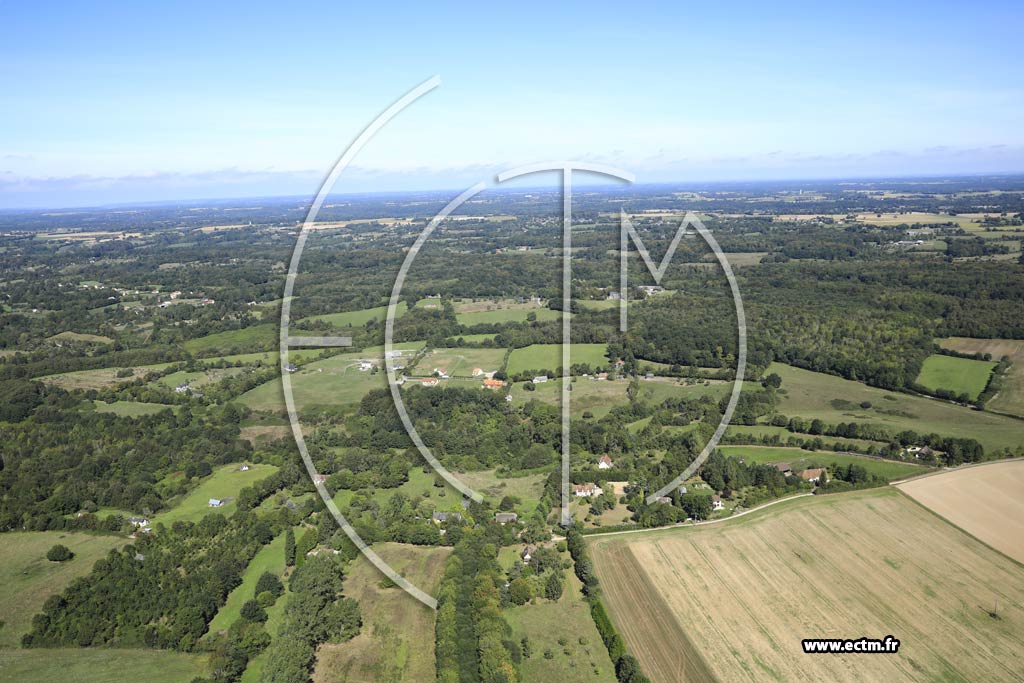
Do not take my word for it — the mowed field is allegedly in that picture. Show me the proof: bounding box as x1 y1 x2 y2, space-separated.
589 488 1024 683
0 649 208 683
914 354 996 401
769 363 1023 453
414 347 506 377
506 343 609 375
152 463 277 526
238 344 423 412
939 337 1024 417
312 543 451 683
897 459 1024 564
512 377 743 420
0 532 125 648
299 302 409 329
717 445 929 480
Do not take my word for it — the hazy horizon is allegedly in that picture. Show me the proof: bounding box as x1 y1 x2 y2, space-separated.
3 0 1022 209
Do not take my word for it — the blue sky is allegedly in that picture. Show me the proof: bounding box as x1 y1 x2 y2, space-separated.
2 0 1023 207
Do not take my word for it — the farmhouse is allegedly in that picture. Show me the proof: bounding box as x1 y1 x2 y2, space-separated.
284 363 298 373
312 473 329 484
239 464 250 471
532 375 549 384
655 496 673 505
174 383 190 394
495 512 518 524
128 516 149 527
800 468 827 484
710 495 724 511
521 545 537 562
433 368 449 379
607 291 621 300
421 377 440 387
432 511 462 524
768 462 793 476
482 378 505 389
598 455 614 470
574 483 603 498
208 498 225 508
472 367 485 377
359 360 374 371
596 372 609 380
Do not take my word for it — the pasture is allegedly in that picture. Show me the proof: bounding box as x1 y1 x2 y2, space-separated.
152 463 277 526
37 362 172 390
415 347 507 377
717 445 929 480
506 344 609 375
312 543 450 683
939 337 1024 417
89 400 172 417
181 323 276 355
0 649 208 683
513 377 741 420
0 531 125 648
205 528 292 637
769 362 1024 453
589 488 1024 683
897 459 1024 564
914 354 995 400
503 567 618 683
300 302 408 329
239 345 422 412
456 306 563 326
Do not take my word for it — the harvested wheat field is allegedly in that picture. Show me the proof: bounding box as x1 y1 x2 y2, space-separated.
589 488 1024 683
897 459 1024 563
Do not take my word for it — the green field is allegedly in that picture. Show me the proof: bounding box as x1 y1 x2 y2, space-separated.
725 424 890 450
456 307 564 326
206 528 293 637
770 363 1023 453
0 649 208 683
181 323 277 355
152 463 278 526
503 564 617 683
513 377 742 420
938 337 1024 417
299 302 408 329
574 299 620 311
238 346 422 412
415 347 507 377
506 344 609 375
89 400 172 417
717 445 929 480
0 532 126 647
914 354 996 400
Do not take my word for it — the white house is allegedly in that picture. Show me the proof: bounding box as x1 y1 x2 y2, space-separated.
598 455 614 470
573 483 603 498
359 360 374 371
710 495 724 511
208 498 225 508
532 375 549 384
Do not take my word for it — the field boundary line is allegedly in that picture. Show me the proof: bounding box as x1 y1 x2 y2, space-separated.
888 455 1024 486
892 484 1024 571
585 492 814 539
